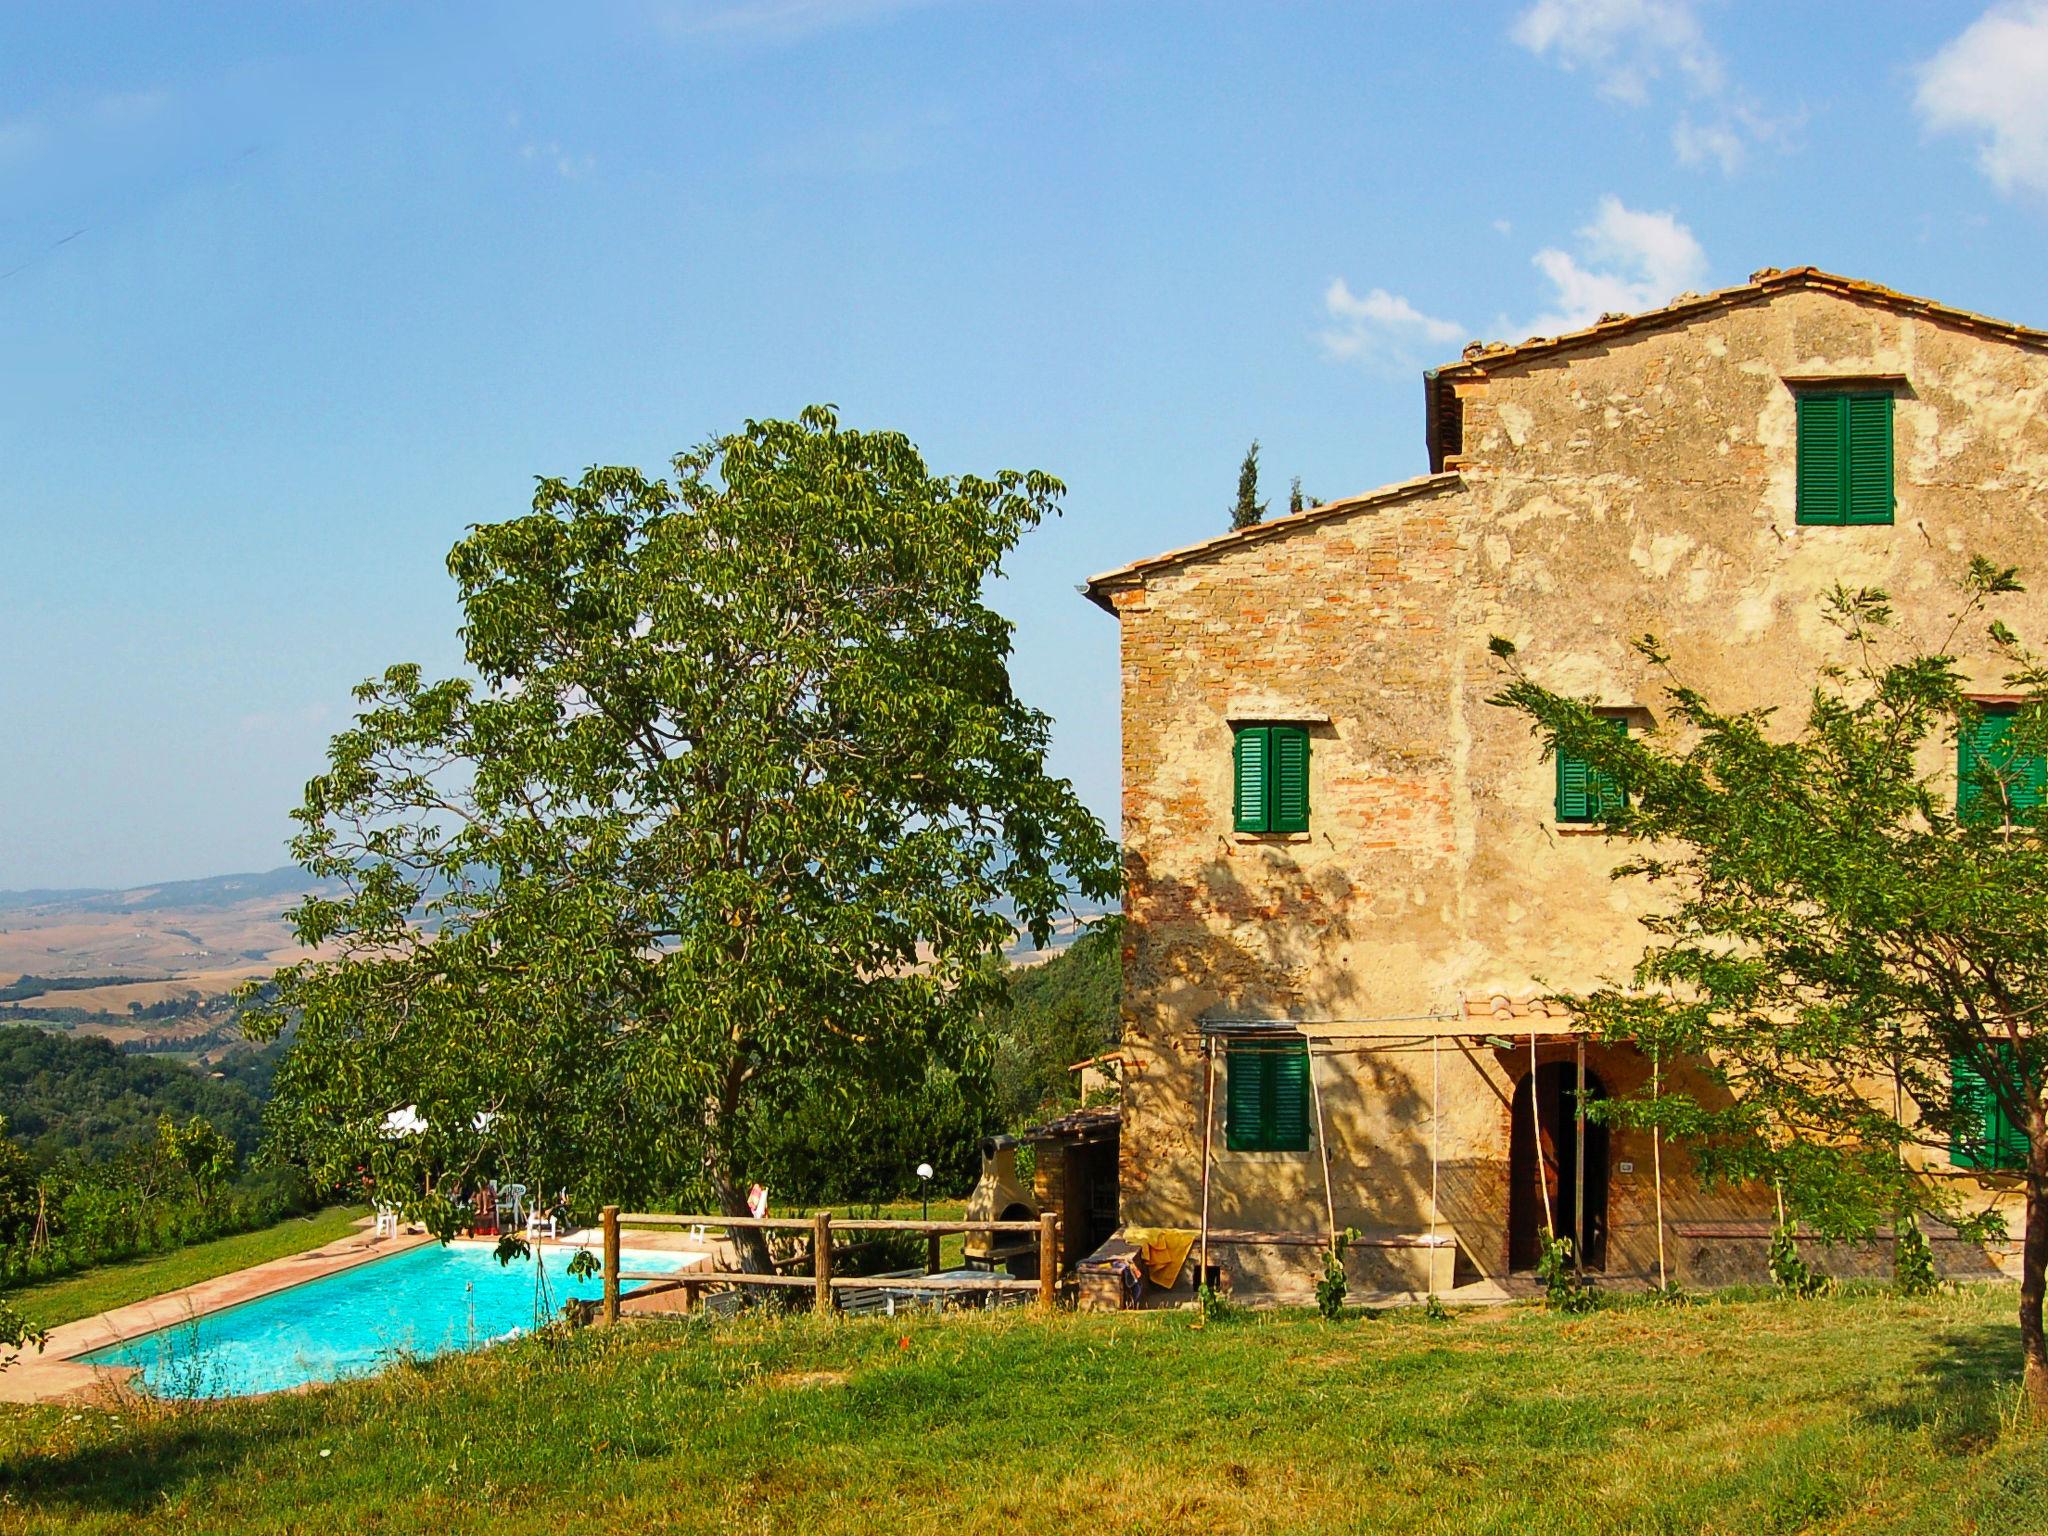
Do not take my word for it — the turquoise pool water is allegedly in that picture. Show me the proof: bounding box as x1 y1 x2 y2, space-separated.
81 1242 700 1398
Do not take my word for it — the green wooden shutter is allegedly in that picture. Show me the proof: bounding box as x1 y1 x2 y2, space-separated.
1959 712 2000 823
1959 709 2045 824
1270 726 1310 833
1225 1039 1310 1151
1952 1053 1995 1169
1797 393 1847 525
1557 717 1628 822
1997 1087 2034 1172
1556 750 1593 821
1233 727 1270 833
1954 1048 2033 1172
1266 1041 1311 1150
1225 1043 1266 1151
1845 393 1894 525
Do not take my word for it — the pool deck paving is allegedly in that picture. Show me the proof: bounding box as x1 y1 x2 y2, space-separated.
0 1222 435 1405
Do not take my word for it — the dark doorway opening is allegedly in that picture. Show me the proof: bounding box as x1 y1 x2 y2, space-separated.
1508 1061 1610 1271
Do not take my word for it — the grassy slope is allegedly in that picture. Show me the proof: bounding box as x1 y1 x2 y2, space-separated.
0 1286 2040 1535
8 1207 368 1331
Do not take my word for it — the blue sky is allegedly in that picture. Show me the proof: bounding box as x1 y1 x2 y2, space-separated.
4 0 2047 889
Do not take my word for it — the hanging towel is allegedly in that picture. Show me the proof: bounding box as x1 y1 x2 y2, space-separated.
1121 1226 1198 1290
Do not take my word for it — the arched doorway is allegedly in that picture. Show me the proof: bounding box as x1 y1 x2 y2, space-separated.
1508 1062 1610 1271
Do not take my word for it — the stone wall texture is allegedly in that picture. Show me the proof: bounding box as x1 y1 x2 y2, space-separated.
1094 281 2044 1290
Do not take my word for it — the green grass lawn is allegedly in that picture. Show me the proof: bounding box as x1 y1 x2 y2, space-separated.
7 1206 369 1332
0 1283 2039 1534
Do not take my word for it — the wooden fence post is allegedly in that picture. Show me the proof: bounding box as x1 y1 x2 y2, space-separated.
813 1210 833 1315
927 1231 942 1275
1037 1212 1058 1312
602 1205 620 1327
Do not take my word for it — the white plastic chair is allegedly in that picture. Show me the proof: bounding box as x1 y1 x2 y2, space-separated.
373 1205 401 1240
526 1209 559 1241
496 1182 528 1232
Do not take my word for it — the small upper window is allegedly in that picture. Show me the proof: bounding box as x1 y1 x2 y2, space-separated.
1233 724 1310 834
1796 391 1893 526
1556 715 1629 823
1958 705 2046 825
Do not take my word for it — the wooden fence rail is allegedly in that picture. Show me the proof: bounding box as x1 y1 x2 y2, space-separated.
599 1206 1058 1324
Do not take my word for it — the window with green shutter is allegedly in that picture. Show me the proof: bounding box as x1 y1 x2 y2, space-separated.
1958 706 2047 825
1796 391 1894 526
1556 715 1629 823
1952 1047 2031 1172
1232 724 1311 834
1225 1036 1312 1152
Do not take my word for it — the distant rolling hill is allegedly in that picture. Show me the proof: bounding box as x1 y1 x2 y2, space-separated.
0 862 1113 1057
0 866 333 917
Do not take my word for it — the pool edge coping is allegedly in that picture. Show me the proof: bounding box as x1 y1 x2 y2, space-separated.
0 1226 435 1404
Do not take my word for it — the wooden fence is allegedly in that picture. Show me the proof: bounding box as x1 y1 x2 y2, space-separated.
598 1207 1060 1323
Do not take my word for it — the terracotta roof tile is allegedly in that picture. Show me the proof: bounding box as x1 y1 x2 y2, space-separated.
1461 992 1577 1024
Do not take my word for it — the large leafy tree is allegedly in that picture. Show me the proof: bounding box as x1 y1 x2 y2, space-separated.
250 409 1119 1267
1492 561 2048 1412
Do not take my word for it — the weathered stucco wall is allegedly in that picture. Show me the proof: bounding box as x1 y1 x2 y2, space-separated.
1105 285 2048 1288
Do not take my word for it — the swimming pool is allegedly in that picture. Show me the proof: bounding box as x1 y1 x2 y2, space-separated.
81 1242 703 1398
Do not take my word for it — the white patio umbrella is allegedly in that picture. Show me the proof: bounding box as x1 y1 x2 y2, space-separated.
381 1105 429 1138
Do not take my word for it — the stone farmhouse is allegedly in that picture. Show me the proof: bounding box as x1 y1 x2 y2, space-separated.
1080 267 2042 1299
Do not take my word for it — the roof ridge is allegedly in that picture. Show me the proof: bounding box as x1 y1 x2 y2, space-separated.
1437 266 2048 375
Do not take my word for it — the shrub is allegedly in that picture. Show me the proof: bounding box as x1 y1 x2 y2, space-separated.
1537 1234 1597 1314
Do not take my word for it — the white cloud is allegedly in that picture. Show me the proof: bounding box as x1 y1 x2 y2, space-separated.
1318 279 1464 366
1319 196 1708 367
1520 196 1708 336
520 139 595 179
1523 195 1712 335
1917 3 2048 198
1511 0 1789 174
1672 113 1743 174
1510 0 1720 104
656 0 949 43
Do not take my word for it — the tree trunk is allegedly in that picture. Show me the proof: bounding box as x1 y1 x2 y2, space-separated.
709 1159 774 1275
2024 1149 2048 1417
705 1054 772 1275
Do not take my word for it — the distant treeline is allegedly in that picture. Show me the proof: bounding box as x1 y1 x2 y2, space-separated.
0 974 151 1003
0 1027 273 1166
0 998 207 1029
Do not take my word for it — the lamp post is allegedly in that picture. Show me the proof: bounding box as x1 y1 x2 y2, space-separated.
916 1161 933 1223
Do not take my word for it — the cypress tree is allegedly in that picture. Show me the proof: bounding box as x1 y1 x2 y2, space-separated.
1231 441 1265 530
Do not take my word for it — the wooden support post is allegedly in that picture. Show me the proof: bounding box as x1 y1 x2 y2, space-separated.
1038 1211 1058 1311
602 1205 620 1327
813 1210 833 1316
1306 1034 1337 1249
1652 1047 1667 1291
927 1231 942 1275
1575 1038 1587 1274
1530 1033 1554 1242
1199 1037 1217 1292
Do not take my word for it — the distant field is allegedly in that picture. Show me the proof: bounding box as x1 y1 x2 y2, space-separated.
0 882 313 993
0 1283 2036 1534
0 973 267 1014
